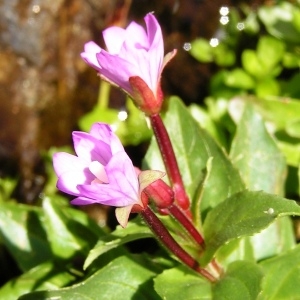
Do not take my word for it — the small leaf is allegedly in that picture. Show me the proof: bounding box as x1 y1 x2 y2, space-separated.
242 50 265 78
257 36 285 71
201 190 300 265
154 266 212 299
213 261 264 300
19 256 160 300
225 68 255 89
255 78 280 97
190 38 213 62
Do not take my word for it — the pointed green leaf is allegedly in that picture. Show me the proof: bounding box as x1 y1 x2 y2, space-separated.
19 256 160 300
230 103 286 195
201 190 300 264
154 266 212 299
230 103 295 260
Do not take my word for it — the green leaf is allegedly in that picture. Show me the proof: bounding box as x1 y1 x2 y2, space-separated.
42 197 100 260
201 190 300 265
257 36 285 71
229 104 296 260
213 43 236 67
255 78 280 97
213 261 264 300
0 261 76 300
144 97 244 222
189 103 228 148
230 103 286 195
0 202 52 272
225 68 255 89
242 50 265 78
154 266 212 299
258 2 300 44
84 217 152 269
258 244 300 299
19 256 160 300
229 96 300 132
190 38 213 63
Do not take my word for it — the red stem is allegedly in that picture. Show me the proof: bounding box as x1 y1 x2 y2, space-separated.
168 204 205 247
141 206 216 283
150 114 190 211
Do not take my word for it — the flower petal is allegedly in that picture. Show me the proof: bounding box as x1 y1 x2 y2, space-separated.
53 153 94 195
103 26 126 54
77 152 139 206
89 123 124 154
96 51 138 94
81 41 102 70
72 131 111 164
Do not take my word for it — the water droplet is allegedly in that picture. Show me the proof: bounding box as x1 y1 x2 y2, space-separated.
220 16 229 25
220 6 229 16
32 5 41 14
183 43 192 51
118 110 128 121
209 38 219 47
264 208 274 215
237 22 245 31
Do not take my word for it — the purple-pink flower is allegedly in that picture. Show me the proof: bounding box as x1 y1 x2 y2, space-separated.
53 122 163 227
81 13 176 115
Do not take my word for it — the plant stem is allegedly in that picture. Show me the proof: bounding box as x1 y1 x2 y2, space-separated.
150 114 190 211
168 204 205 247
141 205 216 283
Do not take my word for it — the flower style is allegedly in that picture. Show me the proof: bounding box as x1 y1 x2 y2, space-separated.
53 122 163 227
81 13 176 115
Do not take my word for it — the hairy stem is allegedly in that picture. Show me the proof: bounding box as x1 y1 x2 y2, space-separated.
150 114 190 211
141 205 216 282
168 204 205 247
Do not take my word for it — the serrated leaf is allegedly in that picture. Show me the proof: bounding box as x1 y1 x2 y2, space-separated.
201 190 300 265
154 266 212 299
19 256 160 300
0 202 52 272
258 244 300 299
84 217 152 269
0 261 76 300
229 103 295 260
213 261 264 300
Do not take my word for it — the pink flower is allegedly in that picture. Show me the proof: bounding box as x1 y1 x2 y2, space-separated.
81 13 176 115
53 122 163 226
